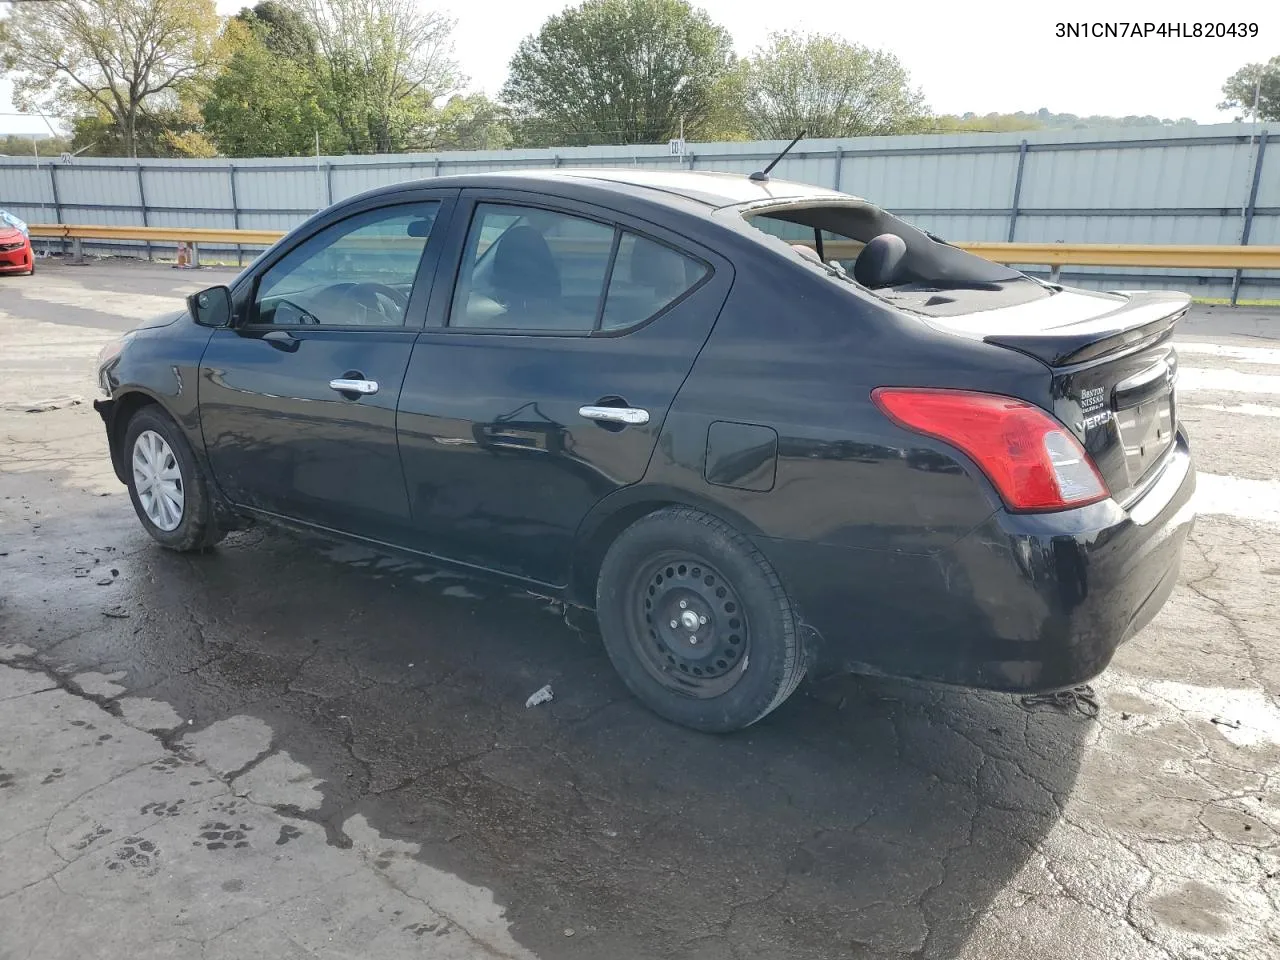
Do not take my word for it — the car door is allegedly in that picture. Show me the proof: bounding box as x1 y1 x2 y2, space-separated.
199 191 455 543
396 190 732 586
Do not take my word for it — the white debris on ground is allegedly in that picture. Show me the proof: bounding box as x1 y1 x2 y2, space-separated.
525 685 554 708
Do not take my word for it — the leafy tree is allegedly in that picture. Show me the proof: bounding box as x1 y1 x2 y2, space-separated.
503 0 742 146
236 1 317 60
930 113 1043 133
203 18 342 156
288 0 461 154
70 102 215 157
0 134 73 157
0 0 222 157
406 93 513 151
928 110 1200 133
742 32 929 139
1220 56 1280 122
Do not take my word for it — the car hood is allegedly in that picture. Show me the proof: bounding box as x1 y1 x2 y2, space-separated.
132 309 188 332
0 226 25 243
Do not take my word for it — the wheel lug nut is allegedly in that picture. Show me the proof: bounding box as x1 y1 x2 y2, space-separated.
698 615 707 625
689 635 698 644
670 620 678 629
678 600 688 609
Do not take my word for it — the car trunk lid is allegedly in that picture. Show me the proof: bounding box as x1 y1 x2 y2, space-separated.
925 288 1189 504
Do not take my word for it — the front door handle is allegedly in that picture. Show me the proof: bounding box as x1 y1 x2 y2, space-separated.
329 378 379 396
578 405 649 425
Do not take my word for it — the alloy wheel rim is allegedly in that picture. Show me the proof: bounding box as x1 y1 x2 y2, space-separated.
132 430 184 532
631 552 749 699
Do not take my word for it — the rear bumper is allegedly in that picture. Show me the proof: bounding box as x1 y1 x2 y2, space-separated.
758 432 1196 693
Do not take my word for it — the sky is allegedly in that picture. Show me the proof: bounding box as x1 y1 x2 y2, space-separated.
1 0 1273 137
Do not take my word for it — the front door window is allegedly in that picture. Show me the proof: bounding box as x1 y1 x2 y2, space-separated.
254 202 440 327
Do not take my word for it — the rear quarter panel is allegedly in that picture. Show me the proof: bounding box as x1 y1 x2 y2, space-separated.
640 244 1053 556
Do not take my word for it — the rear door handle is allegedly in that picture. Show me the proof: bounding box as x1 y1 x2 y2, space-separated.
329 378 379 396
578 405 649 425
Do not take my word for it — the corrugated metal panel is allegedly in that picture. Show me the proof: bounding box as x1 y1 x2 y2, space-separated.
53 166 137 208
1 123 1274 292
0 164 55 209
143 168 230 209
1253 143 1279 207
235 166 323 212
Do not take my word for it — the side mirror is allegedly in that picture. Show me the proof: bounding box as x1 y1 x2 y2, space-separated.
188 285 232 328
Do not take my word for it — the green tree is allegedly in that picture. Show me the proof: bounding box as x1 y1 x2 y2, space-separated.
502 0 742 146
742 32 929 140
288 0 461 154
406 93 512 151
0 134 73 157
930 113 1043 133
0 0 221 157
203 18 341 156
1220 55 1280 122
69 100 215 157
237 1 317 60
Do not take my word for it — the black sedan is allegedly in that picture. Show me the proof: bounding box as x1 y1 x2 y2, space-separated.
94 168 1195 731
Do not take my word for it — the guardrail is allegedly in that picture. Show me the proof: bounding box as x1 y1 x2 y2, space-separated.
29 224 1280 285
31 224 285 266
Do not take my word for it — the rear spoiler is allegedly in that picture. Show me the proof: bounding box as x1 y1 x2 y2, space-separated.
984 292 1190 367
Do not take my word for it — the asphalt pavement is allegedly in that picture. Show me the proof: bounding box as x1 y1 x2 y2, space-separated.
2 258 1279 960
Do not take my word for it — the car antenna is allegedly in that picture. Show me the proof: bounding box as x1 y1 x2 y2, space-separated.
749 130 806 182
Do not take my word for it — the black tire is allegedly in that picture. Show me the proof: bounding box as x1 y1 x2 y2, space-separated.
123 405 224 552
596 507 808 732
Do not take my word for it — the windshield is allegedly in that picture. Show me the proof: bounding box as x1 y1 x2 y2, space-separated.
0 209 28 236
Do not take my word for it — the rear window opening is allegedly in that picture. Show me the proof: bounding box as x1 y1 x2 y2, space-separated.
740 201 1052 316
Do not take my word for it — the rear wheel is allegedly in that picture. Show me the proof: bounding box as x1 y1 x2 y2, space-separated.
596 507 808 732
123 406 224 551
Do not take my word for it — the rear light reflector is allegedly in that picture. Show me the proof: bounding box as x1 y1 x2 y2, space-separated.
871 388 1109 512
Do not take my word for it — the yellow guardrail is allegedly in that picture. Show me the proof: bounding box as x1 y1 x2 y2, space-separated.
30 224 285 246
28 224 1280 272
958 242 1280 270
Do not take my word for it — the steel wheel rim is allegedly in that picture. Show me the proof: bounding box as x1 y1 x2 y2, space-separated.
132 429 184 532
628 551 749 699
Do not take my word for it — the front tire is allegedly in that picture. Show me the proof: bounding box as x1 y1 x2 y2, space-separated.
596 507 809 732
123 406 223 551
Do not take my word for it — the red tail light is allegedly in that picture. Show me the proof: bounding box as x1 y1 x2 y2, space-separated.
871 388 1109 512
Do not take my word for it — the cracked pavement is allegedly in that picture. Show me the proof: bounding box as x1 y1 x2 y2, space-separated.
2 260 1279 959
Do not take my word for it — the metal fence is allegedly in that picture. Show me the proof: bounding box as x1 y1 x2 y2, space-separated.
1 122 1274 298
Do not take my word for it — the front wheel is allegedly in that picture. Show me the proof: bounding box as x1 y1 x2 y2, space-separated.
123 406 224 551
595 507 809 732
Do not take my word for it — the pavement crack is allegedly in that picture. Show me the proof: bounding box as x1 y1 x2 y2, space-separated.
222 743 278 783
2 652 124 717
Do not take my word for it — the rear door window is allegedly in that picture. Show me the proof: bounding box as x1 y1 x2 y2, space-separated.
601 233 708 330
449 202 709 334
450 203 615 332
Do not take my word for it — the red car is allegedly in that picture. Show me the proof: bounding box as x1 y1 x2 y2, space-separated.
0 222 34 276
